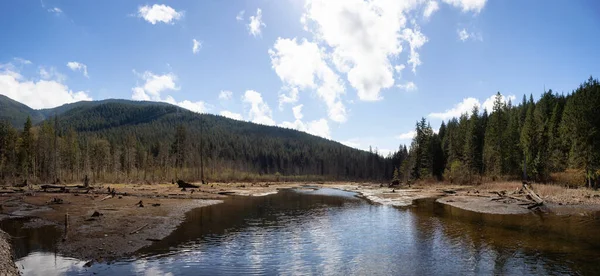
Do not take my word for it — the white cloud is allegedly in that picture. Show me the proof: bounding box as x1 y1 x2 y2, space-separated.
458 28 470 41
303 0 431 101
220 110 243 120
236 10 245 21
457 28 482 42
279 104 331 139
394 64 406 73
39 66 66 82
482 93 516 112
131 71 209 113
171 98 209 113
429 97 479 120
278 87 299 109
423 1 439 19
397 81 417 91
66 61 88 78
429 93 516 120
269 37 347 122
441 0 487 13
242 90 275 125
48 7 62 14
218 90 233 100
192 39 202 54
341 139 361 148
248 8 265 37
402 25 428 74
13 58 32 65
340 137 391 156
0 63 91 109
396 130 416 140
137 4 183 25
292 104 304 120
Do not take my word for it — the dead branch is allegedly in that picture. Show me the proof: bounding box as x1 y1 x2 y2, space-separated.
129 223 149 235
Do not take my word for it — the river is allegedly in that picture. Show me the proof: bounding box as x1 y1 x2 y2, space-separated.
2 188 600 275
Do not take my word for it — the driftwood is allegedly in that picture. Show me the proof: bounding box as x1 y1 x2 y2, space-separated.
129 223 149 235
177 180 199 189
522 184 544 204
99 195 113 201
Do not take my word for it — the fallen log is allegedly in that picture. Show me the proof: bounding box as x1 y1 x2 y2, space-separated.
177 180 199 189
129 223 149 235
523 184 544 204
99 195 113 201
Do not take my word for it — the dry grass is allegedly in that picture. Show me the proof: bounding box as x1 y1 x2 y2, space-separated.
473 181 600 205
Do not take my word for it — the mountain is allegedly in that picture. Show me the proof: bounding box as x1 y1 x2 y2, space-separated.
0 95 400 183
0 94 45 127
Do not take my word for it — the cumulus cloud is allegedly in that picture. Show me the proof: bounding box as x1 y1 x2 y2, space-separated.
301 0 428 101
66 61 88 78
137 4 183 25
340 137 392 156
269 38 346 122
220 110 243 120
13 58 32 65
429 97 479 120
48 7 62 14
442 0 487 13
248 8 265 37
131 71 209 113
242 90 275 125
396 130 416 140
236 10 245 21
423 1 439 19
402 26 428 73
39 66 66 82
0 63 91 109
218 90 233 100
457 28 482 42
397 81 417 92
279 104 331 139
192 39 202 54
482 93 516 112
429 93 516 120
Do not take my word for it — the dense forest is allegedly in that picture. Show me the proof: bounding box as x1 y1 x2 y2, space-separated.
395 77 600 188
0 77 598 187
0 97 393 185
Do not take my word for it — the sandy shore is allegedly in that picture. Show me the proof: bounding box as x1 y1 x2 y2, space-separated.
1 180 599 266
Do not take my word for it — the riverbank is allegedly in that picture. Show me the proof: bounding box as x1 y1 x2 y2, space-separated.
0 230 18 276
1 181 599 265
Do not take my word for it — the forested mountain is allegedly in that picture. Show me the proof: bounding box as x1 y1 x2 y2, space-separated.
397 77 600 188
0 96 398 184
0 95 45 127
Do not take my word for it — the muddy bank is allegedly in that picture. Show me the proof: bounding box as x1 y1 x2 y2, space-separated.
0 182 313 263
0 230 18 276
437 196 531 215
1 181 600 265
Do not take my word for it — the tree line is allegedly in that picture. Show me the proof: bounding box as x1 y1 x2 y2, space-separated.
394 77 600 188
0 101 396 185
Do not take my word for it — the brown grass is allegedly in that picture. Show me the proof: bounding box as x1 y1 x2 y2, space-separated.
473 181 600 205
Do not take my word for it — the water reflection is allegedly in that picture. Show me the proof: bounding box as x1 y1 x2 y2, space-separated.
3 188 600 275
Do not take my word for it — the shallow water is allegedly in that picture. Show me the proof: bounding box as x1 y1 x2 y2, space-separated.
3 188 600 275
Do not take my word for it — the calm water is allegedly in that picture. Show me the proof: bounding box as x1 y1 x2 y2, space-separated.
3 188 600 275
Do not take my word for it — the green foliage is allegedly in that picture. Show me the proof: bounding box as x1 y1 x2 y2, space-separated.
0 97 400 184
403 76 600 186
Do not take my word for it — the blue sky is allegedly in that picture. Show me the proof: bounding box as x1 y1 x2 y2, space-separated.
1 0 599 156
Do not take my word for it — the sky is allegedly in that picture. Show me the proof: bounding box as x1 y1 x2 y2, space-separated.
1 0 599 156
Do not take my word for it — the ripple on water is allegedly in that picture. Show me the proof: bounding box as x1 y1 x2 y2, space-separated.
6 188 600 275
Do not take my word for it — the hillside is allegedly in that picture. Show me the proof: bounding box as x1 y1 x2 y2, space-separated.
0 96 399 184
0 95 45 127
